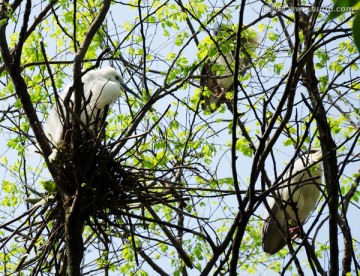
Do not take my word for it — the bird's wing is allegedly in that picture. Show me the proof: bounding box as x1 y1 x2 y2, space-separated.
200 57 234 112
262 150 323 255
262 195 288 254
282 157 322 222
81 70 96 85
43 84 72 146
83 76 120 111
200 64 209 88
288 161 322 222
200 63 225 112
214 54 234 90
261 164 299 255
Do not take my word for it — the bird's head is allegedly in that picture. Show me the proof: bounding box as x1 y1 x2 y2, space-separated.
212 23 259 49
213 23 236 38
99 67 140 99
305 147 322 162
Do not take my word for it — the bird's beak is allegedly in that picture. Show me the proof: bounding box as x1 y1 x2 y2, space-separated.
120 82 141 100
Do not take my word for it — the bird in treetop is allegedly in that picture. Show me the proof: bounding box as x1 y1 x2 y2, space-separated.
43 67 139 161
261 148 323 255
198 24 258 113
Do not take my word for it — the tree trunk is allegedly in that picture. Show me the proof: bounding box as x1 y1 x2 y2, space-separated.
64 197 84 276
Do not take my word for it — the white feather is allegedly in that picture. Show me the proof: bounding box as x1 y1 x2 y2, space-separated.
261 149 323 254
43 67 128 161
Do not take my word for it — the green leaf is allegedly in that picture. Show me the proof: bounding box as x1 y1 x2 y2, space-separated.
274 63 284 74
2 180 15 193
352 13 360 52
40 180 57 193
326 0 360 22
353 192 359 202
0 18 8 27
268 32 278 41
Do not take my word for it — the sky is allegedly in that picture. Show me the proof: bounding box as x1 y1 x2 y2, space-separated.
0 0 359 275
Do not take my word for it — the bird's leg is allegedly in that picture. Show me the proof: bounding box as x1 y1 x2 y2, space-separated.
218 86 226 98
289 225 301 239
287 219 303 239
207 85 227 111
215 85 227 104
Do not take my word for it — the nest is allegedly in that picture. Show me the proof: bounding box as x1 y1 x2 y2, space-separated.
8 129 189 274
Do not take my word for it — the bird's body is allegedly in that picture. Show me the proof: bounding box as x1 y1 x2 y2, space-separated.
261 149 323 255
199 24 258 112
43 67 137 161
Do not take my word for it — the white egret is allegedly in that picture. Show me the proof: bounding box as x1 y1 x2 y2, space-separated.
199 24 258 112
43 67 138 161
261 148 323 255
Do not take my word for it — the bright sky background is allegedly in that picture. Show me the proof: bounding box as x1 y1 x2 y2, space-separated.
0 0 359 275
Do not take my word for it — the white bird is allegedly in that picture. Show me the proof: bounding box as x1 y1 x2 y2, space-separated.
43 67 138 161
199 24 258 112
261 148 323 255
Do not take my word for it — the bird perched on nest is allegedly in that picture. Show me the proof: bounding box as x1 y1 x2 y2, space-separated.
43 67 139 161
198 24 258 113
261 148 323 255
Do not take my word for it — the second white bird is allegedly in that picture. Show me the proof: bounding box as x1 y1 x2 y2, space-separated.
261 148 323 254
